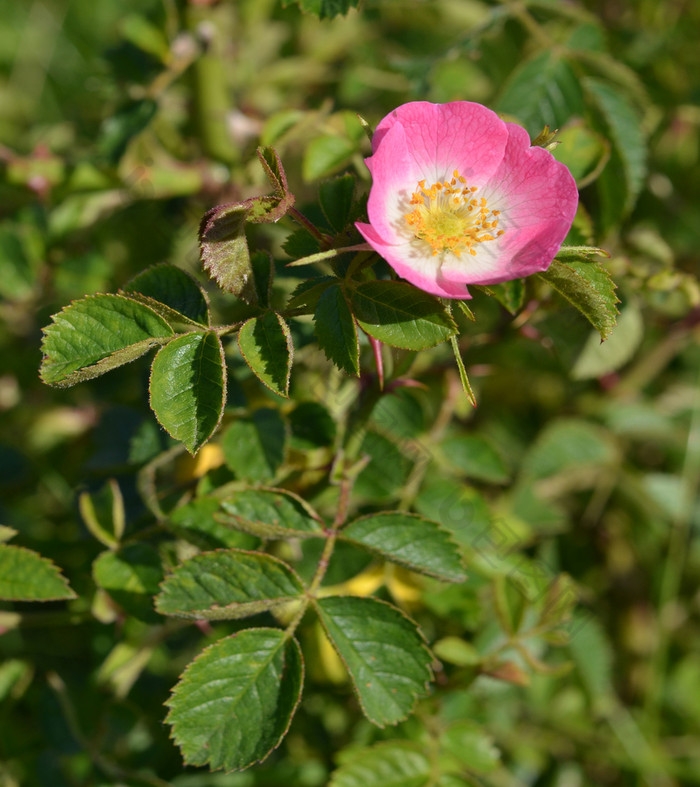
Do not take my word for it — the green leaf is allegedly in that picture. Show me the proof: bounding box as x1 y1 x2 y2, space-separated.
474 279 525 314
432 637 480 667
351 281 457 350
496 51 586 136
78 478 125 549
261 109 305 145
123 264 210 327
199 203 256 301
283 228 321 260
354 431 413 501
40 293 174 387
303 135 356 181
149 331 226 455
329 741 430 787
93 543 163 622
156 550 305 620
218 488 324 539
166 628 303 771
238 312 294 397
320 174 356 232
221 409 287 482
538 259 619 340
567 615 614 699
522 418 617 481
555 245 610 261
289 401 336 449
283 0 360 19
441 435 510 484
341 513 466 582
287 277 335 311
440 721 500 773
553 121 609 186
0 545 76 601
315 596 433 726
120 13 170 61
98 98 157 164
251 250 274 308
585 78 647 215
0 526 17 543
256 147 294 212
314 284 360 376
572 302 644 379
0 659 32 702
169 498 259 551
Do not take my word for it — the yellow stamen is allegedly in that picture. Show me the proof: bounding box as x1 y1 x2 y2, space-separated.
403 169 504 257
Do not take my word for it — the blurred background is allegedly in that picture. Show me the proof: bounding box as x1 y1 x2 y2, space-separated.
1 0 699 784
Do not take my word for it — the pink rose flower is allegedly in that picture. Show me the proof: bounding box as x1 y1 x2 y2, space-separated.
356 101 578 299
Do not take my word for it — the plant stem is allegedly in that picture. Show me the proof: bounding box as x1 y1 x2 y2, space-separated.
287 207 335 247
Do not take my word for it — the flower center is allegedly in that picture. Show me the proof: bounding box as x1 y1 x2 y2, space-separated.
403 170 504 257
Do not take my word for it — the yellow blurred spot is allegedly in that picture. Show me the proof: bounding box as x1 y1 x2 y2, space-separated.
315 623 347 685
175 443 224 481
320 564 423 608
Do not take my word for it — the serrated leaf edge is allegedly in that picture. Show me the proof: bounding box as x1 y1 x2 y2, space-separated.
122 263 211 325
155 548 306 620
237 313 294 398
328 740 429 787
313 595 434 728
165 628 304 771
340 511 467 583
216 487 326 539
351 281 458 351
40 292 174 386
148 331 227 455
0 544 77 601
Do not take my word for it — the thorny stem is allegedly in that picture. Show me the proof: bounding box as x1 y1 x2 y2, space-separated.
284 380 382 639
288 206 334 246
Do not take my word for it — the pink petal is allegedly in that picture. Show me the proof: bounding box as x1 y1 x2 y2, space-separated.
356 222 473 299
438 123 578 286
363 122 423 245
371 102 509 186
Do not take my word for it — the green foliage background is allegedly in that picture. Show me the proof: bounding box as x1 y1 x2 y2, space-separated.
1 0 700 784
